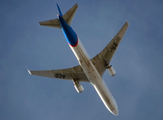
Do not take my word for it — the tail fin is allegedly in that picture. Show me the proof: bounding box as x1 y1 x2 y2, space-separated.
39 3 78 29
56 3 63 16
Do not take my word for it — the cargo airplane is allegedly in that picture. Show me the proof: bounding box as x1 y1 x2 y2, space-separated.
28 3 129 116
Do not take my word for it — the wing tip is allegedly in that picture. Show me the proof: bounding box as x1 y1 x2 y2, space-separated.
28 70 32 75
126 20 129 26
125 21 129 26
39 22 42 25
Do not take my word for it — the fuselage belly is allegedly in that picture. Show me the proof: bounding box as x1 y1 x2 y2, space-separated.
70 39 118 115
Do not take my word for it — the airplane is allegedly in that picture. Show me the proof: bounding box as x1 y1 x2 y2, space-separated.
28 3 129 116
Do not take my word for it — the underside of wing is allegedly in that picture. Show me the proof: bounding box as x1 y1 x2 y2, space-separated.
101 21 129 63
63 3 78 25
28 65 89 82
91 21 129 76
39 19 61 29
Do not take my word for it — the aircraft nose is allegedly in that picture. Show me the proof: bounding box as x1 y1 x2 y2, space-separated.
112 100 119 116
110 99 119 116
112 108 119 116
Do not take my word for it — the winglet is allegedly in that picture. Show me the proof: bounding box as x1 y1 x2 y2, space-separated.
56 3 63 16
28 70 32 75
25 65 32 75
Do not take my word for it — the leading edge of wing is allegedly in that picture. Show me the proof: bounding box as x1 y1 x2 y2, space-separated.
28 65 89 82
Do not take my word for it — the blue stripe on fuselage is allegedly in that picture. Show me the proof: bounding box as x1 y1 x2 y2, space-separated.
58 15 78 47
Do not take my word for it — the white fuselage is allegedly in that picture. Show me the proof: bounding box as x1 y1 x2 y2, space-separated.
58 14 118 115
69 38 118 116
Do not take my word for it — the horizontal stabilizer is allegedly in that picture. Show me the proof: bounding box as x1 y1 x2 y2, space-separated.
62 3 78 25
39 19 61 29
39 3 78 29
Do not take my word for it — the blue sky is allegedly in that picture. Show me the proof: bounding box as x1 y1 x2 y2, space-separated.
0 0 163 120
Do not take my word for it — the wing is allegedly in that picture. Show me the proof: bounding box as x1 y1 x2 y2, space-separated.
28 65 89 82
91 21 129 76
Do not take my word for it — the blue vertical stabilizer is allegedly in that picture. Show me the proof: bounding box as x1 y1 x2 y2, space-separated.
56 3 63 16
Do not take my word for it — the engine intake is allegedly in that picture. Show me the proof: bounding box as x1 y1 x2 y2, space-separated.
73 80 84 93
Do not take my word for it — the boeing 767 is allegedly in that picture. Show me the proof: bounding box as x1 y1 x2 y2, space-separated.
28 3 129 116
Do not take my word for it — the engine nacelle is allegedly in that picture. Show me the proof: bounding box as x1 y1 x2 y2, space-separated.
107 65 116 76
73 81 84 93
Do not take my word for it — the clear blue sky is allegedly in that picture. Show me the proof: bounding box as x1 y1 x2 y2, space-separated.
0 0 163 120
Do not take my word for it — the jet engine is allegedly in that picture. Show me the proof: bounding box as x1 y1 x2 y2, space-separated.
73 80 84 93
107 65 116 76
